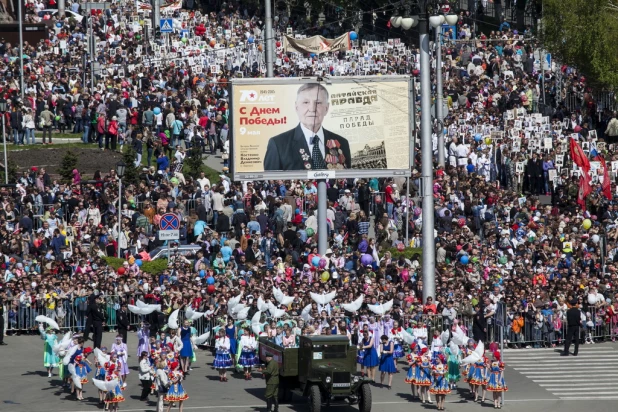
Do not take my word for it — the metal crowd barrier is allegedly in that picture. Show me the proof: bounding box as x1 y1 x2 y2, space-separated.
6 302 616 348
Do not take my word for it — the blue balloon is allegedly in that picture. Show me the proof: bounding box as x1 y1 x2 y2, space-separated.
199 269 205 278
24 266 29 272
56 22 62 28
349 31 358 41
311 256 321 267
136 259 143 267
360 254 373 266
310 53 316 58
248 36 255 44
206 276 215 285
153 107 161 115
474 134 482 142
460 255 469 264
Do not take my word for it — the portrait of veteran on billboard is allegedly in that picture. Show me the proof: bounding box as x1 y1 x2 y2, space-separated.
263 83 352 171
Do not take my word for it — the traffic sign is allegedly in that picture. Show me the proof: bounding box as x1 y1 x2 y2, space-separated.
160 213 180 230
160 18 173 33
159 230 179 240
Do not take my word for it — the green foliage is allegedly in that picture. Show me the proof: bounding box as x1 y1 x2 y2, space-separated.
184 143 205 179
104 256 169 275
0 159 18 183
121 147 141 186
386 247 422 261
542 0 618 89
57 150 78 183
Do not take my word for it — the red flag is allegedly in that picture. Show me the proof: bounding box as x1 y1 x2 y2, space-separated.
577 174 593 211
596 155 613 200
570 138 590 172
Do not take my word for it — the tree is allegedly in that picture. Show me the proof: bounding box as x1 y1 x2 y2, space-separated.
184 143 205 179
542 0 618 89
121 147 141 186
0 160 18 184
58 150 79 183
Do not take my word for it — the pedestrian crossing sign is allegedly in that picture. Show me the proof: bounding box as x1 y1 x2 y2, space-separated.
160 18 173 33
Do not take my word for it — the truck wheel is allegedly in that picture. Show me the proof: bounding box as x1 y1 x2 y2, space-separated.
358 383 372 412
309 385 321 412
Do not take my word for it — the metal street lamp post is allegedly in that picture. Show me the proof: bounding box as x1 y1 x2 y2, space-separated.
0 99 7 184
116 161 126 258
391 1 457 302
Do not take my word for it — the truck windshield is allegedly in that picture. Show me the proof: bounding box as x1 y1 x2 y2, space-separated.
314 345 347 359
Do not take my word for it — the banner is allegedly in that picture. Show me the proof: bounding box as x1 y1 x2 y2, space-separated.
283 33 351 55
230 77 411 179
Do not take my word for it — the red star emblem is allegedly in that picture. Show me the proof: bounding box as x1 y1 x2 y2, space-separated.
249 93 255 98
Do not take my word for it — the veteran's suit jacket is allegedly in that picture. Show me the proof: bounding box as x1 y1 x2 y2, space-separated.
263 124 352 171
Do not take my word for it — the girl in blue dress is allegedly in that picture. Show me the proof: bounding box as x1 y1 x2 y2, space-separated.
360 330 378 382
430 364 451 411
469 356 488 403
378 335 396 389
214 329 233 382
486 352 507 409
414 352 433 404
179 320 194 374
225 319 237 367
39 325 59 378
164 366 189 409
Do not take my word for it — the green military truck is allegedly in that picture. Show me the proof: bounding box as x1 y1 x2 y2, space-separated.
258 335 372 412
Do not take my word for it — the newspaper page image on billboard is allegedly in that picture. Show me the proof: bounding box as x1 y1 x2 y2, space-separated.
230 77 411 180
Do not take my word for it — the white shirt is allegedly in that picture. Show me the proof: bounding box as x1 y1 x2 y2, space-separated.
240 335 257 351
215 336 231 352
301 123 325 158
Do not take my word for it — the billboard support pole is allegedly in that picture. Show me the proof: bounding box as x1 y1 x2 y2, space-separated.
265 0 274 77
436 27 445 168
58 0 65 17
405 176 410 246
420 17 436 302
317 180 327 256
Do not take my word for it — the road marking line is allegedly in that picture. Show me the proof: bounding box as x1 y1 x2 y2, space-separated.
538 382 617 386
522 373 618 377
504 347 614 352
533 378 618 382
554 392 618 395
559 396 618 400
514 366 616 370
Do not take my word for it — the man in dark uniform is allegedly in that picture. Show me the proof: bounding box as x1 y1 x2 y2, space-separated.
91 295 106 349
264 352 279 412
117 303 130 344
0 286 7 345
562 298 582 356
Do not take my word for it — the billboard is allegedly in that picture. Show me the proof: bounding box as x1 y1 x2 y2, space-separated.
230 77 412 180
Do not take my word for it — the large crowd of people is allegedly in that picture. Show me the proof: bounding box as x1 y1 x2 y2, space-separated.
0 1 617 409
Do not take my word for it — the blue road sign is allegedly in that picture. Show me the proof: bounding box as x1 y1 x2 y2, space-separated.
160 18 173 33
160 213 180 230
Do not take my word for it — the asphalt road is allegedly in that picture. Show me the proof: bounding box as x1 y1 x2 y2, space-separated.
1 332 617 412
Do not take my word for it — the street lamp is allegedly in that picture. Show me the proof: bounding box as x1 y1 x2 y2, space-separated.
116 160 126 258
391 0 457 302
0 98 7 184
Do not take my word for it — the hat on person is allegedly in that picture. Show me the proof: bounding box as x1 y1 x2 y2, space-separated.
325 248 333 255
569 298 578 305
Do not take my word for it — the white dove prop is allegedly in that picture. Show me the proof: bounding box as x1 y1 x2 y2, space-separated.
185 306 205 321
401 328 415 345
67 363 82 389
251 312 266 335
257 296 269 312
53 332 73 355
94 348 110 366
136 300 161 313
63 345 79 365
300 304 313 322
228 293 243 310
272 286 294 306
93 378 119 392
341 295 364 313
267 301 286 319
462 341 484 365
36 315 60 331
441 330 450 346
234 306 250 320
310 291 336 306
448 341 460 358
367 299 393 316
451 325 469 346
194 332 211 345
167 309 180 330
